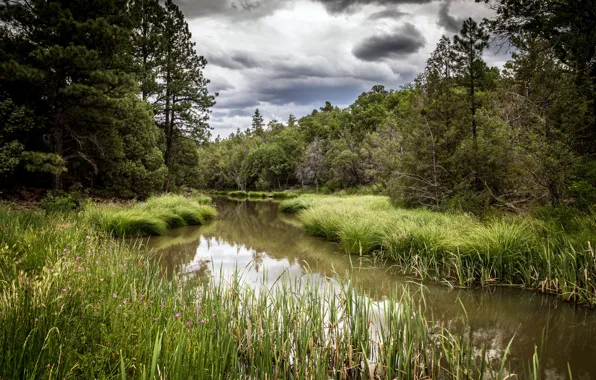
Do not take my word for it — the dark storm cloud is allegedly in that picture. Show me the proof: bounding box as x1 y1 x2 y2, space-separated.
314 0 433 13
367 8 408 20
437 0 464 33
208 51 261 70
352 23 425 61
258 80 369 105
173 0 288 19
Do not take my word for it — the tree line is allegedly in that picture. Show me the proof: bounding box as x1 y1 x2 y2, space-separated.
0 0 214 197
196 0 596 212
2 0 595 213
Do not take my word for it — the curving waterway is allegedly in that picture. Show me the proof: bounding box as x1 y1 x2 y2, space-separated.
146 197 596 379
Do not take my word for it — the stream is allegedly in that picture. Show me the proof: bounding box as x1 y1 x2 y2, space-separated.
146 197 596 379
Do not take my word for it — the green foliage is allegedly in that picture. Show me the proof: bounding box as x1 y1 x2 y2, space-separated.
39 191 88 213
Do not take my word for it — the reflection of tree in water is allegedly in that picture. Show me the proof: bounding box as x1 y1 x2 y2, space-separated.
252 251 265 272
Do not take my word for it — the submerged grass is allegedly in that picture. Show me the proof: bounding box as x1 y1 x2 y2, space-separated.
0 207 541 379
280 195 596 306
87 194 217 237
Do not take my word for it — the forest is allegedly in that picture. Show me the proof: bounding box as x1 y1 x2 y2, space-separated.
1 0 594 216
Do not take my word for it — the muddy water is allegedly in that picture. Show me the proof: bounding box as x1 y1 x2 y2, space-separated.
147 197 596 379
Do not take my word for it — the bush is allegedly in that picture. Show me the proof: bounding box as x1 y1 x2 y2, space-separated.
39 190 88 213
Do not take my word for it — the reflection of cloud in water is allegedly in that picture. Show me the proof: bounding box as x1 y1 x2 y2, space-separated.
146 198 596 380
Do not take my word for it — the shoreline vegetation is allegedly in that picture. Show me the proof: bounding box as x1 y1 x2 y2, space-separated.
279 195 596 307
214 190 299 200
0 204 543 379
86 194 217 238
45 194 218 238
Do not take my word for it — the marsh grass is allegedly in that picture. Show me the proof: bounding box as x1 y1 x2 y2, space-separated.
228 190 248 197
248 191 268 198
0 208 539 379
87 194 217 237
280 195 596 306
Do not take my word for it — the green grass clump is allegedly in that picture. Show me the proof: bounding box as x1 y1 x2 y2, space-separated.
0 207 541 379
271 192 298 199
278 197 312 213
87 194 217 237
228 190 248 197
280 194 596 306
248 191 268 198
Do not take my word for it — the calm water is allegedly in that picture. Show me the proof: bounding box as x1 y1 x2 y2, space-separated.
147 197 596 379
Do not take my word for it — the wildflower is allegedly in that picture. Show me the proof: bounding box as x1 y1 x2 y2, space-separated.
174 313 181 318
62 288 66 292
50 269 54 273
86 236 91 240
201 319 206 324
94 309 98 313
100 277 104 282
35 318 39 322
76 256 81 262
46 364 50 369
106 341 111 345
153 317 158 321
185 321 193 327
113 292 118 298
212 313 216 317
63 249 71 254
122 300 127 305
197 309 201 316
140 296 144 301
78 267 84 271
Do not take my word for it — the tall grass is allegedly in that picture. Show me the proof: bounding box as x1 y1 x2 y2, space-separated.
0 208 540 379
86 194 217 237
279 195 596 306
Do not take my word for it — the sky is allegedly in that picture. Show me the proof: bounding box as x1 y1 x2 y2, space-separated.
174 0 508 139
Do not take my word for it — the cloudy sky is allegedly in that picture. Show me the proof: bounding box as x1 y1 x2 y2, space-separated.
174 0 507 138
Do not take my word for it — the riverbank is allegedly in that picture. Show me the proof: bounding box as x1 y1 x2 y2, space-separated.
280 195 596 306
0 202 540 379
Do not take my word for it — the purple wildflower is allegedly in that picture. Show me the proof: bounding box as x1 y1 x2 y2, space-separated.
174 313 181 318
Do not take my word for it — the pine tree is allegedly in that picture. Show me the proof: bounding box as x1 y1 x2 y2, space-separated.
288 114 297 128
157 0 216 191
0 0 136 189
453 18 489 190
252 109 264 135
129 0 164 101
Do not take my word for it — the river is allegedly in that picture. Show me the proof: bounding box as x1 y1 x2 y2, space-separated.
146 197 596 379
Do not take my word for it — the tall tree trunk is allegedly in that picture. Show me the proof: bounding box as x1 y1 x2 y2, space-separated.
163 47 172 192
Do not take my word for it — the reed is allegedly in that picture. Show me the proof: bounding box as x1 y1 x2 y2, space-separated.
280 195 596 306
0 207 541 379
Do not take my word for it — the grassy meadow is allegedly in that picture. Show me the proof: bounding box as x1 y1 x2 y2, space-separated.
0 197 542 379
280 195 596 306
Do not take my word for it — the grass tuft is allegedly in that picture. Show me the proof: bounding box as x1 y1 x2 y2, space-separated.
87 194 217 237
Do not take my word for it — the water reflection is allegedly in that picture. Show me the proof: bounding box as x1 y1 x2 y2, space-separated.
147 197 596 379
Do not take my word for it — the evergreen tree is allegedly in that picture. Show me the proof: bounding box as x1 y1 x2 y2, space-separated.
288 114 297 128
252 108 264 135
157 0 216 191
0 0 136 189
129 0 164 101
453 18 490 190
